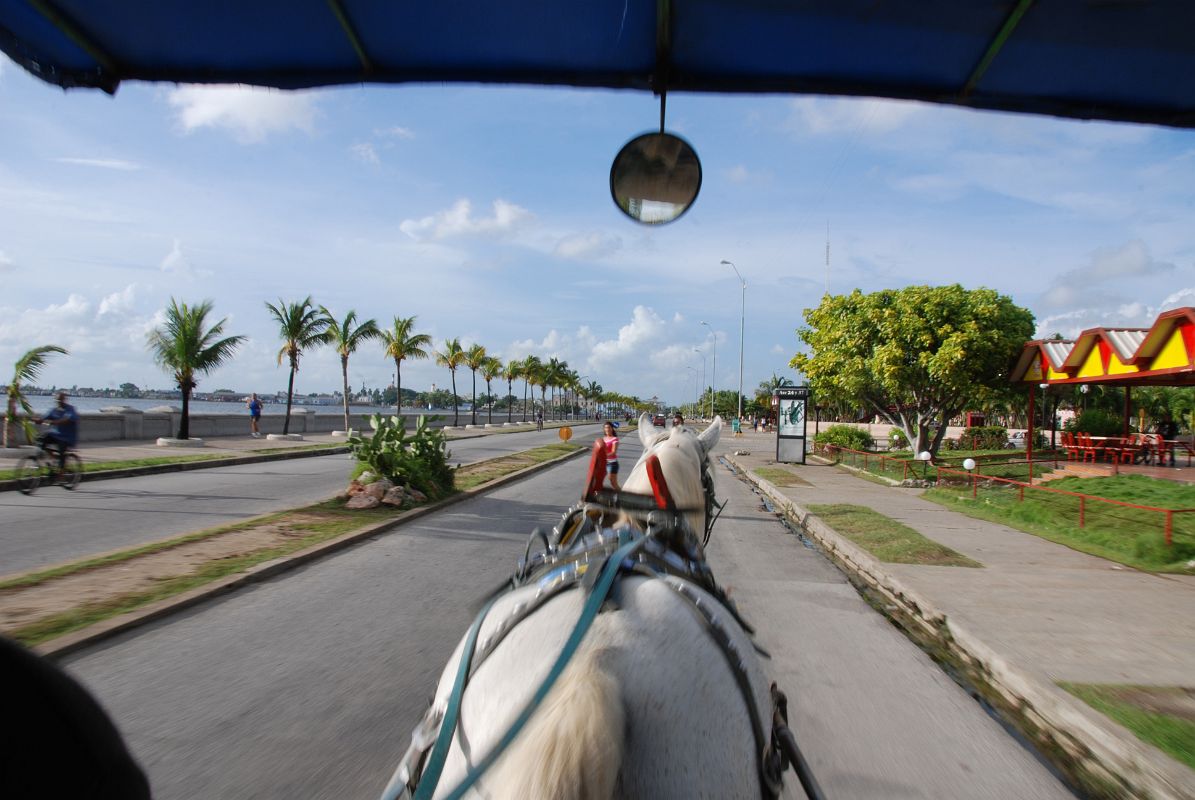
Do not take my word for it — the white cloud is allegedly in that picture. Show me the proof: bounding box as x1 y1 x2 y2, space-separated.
1041 240 1174 309
159 239 211 278
554 231 622 260
377 126 415 139
351 142 380 165
98 284 137 317
166 85 319 143
1033 286 1195 339
53 157 142 171
785 97 922 137
399 199 533 241
0 250 14 273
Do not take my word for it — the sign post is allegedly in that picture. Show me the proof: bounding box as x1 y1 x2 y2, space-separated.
774 386 810 463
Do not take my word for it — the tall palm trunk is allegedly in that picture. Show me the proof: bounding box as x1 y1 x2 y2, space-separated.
470 370 478 425
486 379 493 424
283 360 296 435
451 372 459 425
507 378 513 423
540 386 547 420
394 357 403 420
523 380 530 421
179 382 192 439
340 356 351 433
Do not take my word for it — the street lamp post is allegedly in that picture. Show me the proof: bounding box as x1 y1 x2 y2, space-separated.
693 348 706 418
721 260 746 423
700 320 715 418
685 365 698 416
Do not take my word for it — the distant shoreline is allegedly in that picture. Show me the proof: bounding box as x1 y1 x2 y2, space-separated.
28 396 456 417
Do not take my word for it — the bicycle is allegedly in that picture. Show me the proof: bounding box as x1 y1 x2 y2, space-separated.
16 443 82 495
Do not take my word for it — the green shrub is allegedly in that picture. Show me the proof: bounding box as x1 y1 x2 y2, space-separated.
814 424 874 451
348 414 455 498
957 425 1008 451
1065 409 1123 437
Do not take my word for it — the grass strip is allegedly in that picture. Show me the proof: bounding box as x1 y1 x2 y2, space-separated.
753 467 810 487
7 510 396 647
0 512 293 592
807 503 982 567
1060 683 1195 770
455 442 584 490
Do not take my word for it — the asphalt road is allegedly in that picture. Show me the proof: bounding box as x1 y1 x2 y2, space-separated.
61 429 1073 800
0 425 598 577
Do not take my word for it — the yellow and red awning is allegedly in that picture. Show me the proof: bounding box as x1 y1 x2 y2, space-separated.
1012 307 1195 386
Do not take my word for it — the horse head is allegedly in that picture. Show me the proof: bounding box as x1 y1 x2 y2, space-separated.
622 412 722 540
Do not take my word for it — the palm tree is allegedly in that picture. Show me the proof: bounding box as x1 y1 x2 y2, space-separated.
147 299 244 440
4 345 67 448
434 338 466 426
379 315 432 420
521 355 542 421
464 343 488 425
502 359 521 423
545 357 566 420
318 307 382 434
481 356 503 425
584 379 602 419
532 360 550 420
264 296 329 435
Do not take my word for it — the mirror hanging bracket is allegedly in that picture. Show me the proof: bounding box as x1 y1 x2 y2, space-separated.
655 0 672 133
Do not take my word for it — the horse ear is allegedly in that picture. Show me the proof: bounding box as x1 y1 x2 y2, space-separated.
698 415 723 454
638 413 655 449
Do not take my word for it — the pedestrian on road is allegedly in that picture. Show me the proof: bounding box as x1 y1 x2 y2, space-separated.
602 421 621 491
246 393 263 438
536 410 543 431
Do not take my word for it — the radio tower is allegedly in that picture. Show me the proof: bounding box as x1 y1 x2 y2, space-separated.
824 222 830 296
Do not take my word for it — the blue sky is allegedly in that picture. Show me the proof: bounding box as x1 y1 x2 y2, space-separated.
2 53 1193 406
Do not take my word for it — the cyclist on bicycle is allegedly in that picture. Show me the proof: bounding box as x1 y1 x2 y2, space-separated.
35 392 79 472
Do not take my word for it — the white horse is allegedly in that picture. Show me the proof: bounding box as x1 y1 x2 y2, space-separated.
386 414 795 800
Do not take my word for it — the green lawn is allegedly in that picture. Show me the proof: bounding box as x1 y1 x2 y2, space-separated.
828 447 1056 483
1060 683 1195 770
807 504 982 567
753 467 811 487
924 475 1195 572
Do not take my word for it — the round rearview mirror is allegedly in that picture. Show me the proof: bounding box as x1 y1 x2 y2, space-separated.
610 131 702 225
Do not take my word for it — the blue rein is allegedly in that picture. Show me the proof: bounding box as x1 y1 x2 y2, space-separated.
395 534 646 800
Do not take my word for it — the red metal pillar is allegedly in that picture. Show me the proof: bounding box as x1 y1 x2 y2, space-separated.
1027 383 1036 480
1122 386 1132 439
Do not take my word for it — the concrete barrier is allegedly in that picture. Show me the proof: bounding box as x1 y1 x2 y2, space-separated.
7 409 458 443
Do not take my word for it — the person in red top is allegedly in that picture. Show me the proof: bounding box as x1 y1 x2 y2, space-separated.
602 421 621 491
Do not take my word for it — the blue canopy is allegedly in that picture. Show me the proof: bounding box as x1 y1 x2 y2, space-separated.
3 1 1194 129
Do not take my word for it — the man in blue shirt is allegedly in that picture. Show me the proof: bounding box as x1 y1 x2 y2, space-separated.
36 392 79 470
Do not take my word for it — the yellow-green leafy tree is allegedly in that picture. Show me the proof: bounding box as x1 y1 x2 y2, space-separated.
791 285 1033 457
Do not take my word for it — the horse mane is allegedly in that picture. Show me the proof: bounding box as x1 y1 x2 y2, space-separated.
621 414 722 539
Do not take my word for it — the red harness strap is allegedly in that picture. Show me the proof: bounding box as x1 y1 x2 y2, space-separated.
583 438 608 501
645 454 675 509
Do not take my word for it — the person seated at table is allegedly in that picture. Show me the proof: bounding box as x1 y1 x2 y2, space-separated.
1155 414 1180 466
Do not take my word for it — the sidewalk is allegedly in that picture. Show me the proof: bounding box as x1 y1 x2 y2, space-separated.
718 430 1195 799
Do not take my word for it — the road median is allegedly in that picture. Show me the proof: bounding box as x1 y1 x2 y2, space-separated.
3 443 587 658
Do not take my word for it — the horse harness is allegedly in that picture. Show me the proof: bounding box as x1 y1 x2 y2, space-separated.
381 439 822 800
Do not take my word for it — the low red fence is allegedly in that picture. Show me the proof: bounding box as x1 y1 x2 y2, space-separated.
934 466 1195 546
820 444 1193 546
